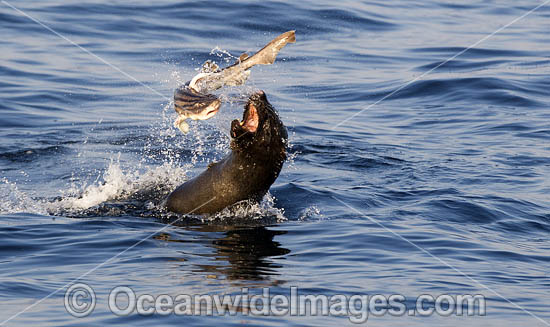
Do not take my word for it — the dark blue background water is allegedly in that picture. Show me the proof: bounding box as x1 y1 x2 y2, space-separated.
1 0 549 326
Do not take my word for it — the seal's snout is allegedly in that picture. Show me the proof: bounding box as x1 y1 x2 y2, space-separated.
247 90 267 104
229 91 267 139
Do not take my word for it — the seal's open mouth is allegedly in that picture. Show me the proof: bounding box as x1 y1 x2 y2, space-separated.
230 91 266 139
241 101 259 133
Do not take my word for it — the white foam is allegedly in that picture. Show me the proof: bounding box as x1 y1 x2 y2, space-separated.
200 192 287 223
47 160 190 214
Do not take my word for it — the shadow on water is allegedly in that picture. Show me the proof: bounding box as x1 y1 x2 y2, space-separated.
155 223 290 284
56 192 292 284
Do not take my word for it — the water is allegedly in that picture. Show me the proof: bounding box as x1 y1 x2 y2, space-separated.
1 0 549 326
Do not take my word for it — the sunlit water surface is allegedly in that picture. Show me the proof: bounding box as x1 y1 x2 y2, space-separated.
1 0 549 326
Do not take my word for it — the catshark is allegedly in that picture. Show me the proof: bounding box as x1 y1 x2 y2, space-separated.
173 30 296 133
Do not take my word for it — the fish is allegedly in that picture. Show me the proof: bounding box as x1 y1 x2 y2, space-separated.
174 30 296 133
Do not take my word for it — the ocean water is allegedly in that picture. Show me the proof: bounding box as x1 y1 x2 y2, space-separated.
1 0 549 326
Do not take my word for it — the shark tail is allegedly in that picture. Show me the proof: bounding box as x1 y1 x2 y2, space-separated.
241 30 296 69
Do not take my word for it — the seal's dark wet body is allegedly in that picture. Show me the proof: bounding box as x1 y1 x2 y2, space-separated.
165 91 287 215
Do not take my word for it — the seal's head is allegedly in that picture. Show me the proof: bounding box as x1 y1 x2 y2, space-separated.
230 91 287 162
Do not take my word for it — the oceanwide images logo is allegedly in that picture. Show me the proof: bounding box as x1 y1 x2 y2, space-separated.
64 283 486 323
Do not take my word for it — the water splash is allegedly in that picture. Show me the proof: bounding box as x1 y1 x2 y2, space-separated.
47 159 190 215
209 46 239 65
165 192 288 224
298 206 323 221
0 178 47 215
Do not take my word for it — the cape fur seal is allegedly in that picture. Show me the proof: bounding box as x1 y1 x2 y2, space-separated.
165 91 287 215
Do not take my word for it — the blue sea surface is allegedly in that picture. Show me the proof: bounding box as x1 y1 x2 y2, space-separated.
1 0 549 326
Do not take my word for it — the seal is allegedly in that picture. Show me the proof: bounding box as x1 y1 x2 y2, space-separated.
165 91 287 215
